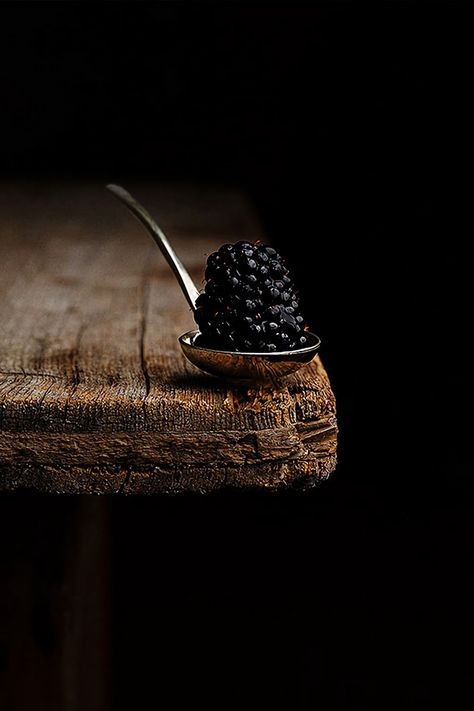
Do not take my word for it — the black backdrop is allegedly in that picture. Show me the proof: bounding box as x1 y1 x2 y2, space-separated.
0 2 472 709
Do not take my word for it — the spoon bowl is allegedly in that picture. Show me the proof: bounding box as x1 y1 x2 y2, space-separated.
179 330 321 383
107 184 322 384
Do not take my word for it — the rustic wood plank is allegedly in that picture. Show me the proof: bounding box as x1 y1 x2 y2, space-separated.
0 183 337 492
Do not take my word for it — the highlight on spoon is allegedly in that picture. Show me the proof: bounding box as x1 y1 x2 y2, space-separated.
179 330 321 382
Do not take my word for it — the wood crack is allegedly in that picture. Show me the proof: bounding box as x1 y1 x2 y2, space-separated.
63 324 86 425
295 416 338 442
34 380 56 427
71 324 86 388
117 470 132 494
139 277 150 401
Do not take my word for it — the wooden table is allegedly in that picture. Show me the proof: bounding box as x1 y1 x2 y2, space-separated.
0 182 337 493
0 183 337 709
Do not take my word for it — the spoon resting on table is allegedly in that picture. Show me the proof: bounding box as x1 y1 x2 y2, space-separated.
106 184 321 383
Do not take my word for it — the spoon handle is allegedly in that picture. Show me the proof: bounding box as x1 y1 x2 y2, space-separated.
106 184 200 311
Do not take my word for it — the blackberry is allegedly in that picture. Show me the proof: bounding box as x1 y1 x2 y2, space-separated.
195 241 308 352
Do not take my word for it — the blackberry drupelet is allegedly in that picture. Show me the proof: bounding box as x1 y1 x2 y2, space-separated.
194 241 308 352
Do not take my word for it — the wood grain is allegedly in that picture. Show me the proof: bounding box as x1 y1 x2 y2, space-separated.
0 183 337 492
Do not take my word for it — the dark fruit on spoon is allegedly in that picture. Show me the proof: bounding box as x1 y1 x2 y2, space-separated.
195 242 308 352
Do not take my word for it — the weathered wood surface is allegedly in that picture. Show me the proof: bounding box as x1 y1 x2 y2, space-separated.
0 183 337 493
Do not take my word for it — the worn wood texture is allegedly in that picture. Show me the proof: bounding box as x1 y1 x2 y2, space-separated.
0 183 337 493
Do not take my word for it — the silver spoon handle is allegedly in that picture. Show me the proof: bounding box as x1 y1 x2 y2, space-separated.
106 184 200 311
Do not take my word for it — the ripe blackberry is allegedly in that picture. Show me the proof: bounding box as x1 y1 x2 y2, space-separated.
194 242 308 352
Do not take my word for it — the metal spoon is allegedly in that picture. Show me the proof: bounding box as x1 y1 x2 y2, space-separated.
106 184 321 383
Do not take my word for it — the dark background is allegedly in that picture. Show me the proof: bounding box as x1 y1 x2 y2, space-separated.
0 2 472 709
